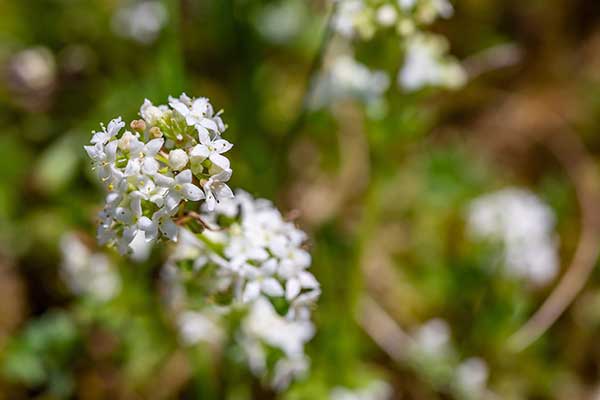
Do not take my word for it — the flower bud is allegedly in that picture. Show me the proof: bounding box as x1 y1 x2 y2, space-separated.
169 149 189 171
130 119 146 132
149 126 163 138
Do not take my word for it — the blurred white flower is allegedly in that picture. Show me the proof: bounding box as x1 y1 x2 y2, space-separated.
376 5 398 27
413 318 451 355
255 0 307 44
467 188 560 286
333 0 365 38
456 357 489 395
398 0 417 10
399 33 466 91
8 47 56 92
60 233 120 301
178 311 224 346
272 356 310 391
243 297 315 358
417 0 453 24
112 1 167 44
240 297 314 389
311 54 390 109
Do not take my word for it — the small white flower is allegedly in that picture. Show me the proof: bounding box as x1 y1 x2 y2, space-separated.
243 297 315 358
91 117 125 145
139 208 179 242
140 98 168 125
60 233 120 301
311 54 390 109
332 0 364 38
456 357 489 395
241 260 284 302
399 33 466 91
178 311 223 345
84 140 119 183
203 170 234 211
170 96 222 133
189 129 233 173
376 4 398 27
272 356 309 391
9 46 56 92
112 1 168 45
413 318 451 355
156 169 204 212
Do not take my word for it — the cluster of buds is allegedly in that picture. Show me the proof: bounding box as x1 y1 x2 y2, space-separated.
163 190 320 389
84 94 234 254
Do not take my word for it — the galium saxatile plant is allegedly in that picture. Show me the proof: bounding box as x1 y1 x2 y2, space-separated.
85 93 234 254
85 96 320 390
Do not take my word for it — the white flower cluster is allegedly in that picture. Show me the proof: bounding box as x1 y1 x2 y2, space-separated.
310 53 390 110
85 94 234 254
162 190 320 389
399 33 466 90
467 188 559 286
327 0 465 95
60 233 121 301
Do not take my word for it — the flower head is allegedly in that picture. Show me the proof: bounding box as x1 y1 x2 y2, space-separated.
85 94 234 255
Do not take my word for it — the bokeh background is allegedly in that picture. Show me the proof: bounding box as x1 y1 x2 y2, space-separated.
2 0 600 399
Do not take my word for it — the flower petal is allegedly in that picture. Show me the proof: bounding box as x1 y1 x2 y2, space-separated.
209 153 230 171
182 183 204 201
213 139 233 154
262 278 284 297
175 169 192 184
189 144 210 162
243 281 261 303
286 278 301 300
199 118 218 132
145 138 164 156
